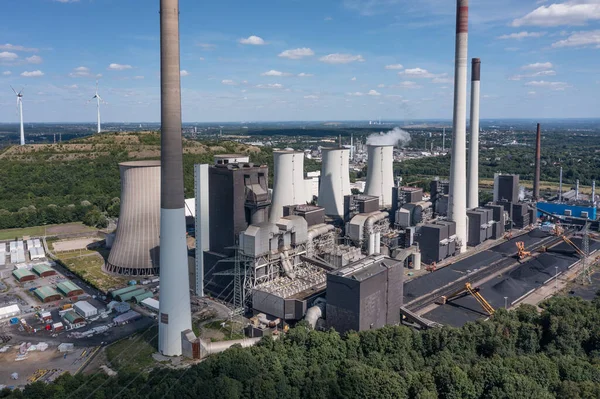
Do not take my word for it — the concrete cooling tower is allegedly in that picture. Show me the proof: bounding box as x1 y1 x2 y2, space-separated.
318 148 351 218
105 161 161 276
269 150 307 221
364 145 394 208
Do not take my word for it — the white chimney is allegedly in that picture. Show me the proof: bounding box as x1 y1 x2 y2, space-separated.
448 0 469 252
364 145 394 208
269 150 306 221
467 58 480 210
318 148 351 218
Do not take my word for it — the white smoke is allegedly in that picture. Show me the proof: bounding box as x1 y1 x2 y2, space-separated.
366 127 411 147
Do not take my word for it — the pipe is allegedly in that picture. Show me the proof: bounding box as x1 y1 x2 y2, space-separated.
559 167 563 203
305 300 325 329
257 314 281 328
374 232 381 254
368 234 375 255
307 223 335 241
448 0 469 253
533 123 541 201
280 250 296 279
467 58 480 210
576 179 580 201
201 337 262 357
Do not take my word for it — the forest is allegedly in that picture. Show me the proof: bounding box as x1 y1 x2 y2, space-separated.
2 295 600 398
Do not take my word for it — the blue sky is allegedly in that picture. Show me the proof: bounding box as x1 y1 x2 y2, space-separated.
0 0 599 122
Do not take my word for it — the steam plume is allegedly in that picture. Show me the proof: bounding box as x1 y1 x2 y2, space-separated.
366 127 411 147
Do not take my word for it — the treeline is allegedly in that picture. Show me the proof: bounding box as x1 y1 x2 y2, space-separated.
4 296 600 398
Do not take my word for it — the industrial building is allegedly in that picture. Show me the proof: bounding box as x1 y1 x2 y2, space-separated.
74 301 98 318
105 160 161 276
34 286 62 303
12 269 36 283
57 281 84 297
33 264 56 278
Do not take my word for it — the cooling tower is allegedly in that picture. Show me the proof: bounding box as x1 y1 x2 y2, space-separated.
364 145 394 208
318 148 351 218
448 0 469 252
158 0 192 357
269 150 306 221
467 58 480 210
105 161 161 276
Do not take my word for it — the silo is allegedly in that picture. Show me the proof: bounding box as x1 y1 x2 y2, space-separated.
364 145 394 208
269 150 306 221
318 148 351 218
105 161 161 276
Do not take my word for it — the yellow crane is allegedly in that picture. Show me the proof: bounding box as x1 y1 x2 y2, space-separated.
440 282 495 316
516 241 532 260
560 235 585 257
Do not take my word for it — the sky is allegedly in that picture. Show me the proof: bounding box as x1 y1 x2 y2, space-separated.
0 0 599 123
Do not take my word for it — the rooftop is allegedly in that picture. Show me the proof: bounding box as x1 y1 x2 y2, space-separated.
34 286 61 299
57 280 83 294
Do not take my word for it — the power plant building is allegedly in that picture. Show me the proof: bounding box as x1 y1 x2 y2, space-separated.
105 161 161 276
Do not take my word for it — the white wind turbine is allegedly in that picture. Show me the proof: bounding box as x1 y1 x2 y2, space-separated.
10 86 25 146
88 80 106 133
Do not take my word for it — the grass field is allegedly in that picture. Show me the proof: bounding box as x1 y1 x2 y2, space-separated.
106 326 158 373
57 251 127 293
0 222 97 241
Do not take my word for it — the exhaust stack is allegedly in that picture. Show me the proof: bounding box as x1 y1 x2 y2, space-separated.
467 58 480 210
533 123 541 201
364 145 395 208
269 150 306 221
593 180 596 205
158 0 192 356
448 0 469 252
318 148 351 219
559 166 563 203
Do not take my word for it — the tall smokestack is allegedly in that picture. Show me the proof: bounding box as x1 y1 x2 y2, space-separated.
364 145 394 208
448 0 469 252
158 0 192 356
533 123 541 201
576 179 580 201
593 180 596 205
467 58 480 210
559 166 563 203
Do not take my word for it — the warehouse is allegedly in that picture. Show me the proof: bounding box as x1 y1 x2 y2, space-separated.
140 297 159 312
33 263 56 278
34 286 62 303
0 304 21 320
74 301 98 318
12 269 36 283
115 288 148 302
109 285 140 299
133 291 154 303
29 246 46 260
113 310 142 325
62 310 85 326
57 281 85 297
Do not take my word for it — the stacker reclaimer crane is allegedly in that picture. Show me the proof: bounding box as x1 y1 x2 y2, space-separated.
516 241 532 260
440 282 495 316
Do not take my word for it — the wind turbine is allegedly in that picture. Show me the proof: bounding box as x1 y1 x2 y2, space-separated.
88 80 106 133
10 86 25 146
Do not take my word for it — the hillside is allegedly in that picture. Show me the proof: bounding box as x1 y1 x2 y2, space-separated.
0 131 261 230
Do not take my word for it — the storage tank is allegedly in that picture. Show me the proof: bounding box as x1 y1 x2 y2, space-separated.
318 148 351 218
105 161 161 276
364 145 394 208
269 151 306 221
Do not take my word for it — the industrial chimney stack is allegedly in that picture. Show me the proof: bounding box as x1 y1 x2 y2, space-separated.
158 0 192 356
448 0 469 252
533 123 541 201
467 58 480 210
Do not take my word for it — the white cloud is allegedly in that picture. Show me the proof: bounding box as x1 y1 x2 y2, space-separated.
498 31 547 40
347 92 364 96
297 72 314 77
69 66 91 77
528 91 537 95
278 48 314 59
26 55 42 64
319 53 365 64
304 95 319 99
133 75 144 80
512 1 600 27
65 84 78 89
377 84 386 88
552 29 600 47
393 81 421 89
0 52 18 61
108 63 133 71
255 83 284 89
385 64 404 70
221 79 237 86
21 70 44 77
432 77 452 84
261 70 292 77
351 77 357 81
399 67 441 78
525 80 570 90
510 70 558 80
238 35 265 45
180 70 190 77
522 62 553 70
2 71 11 75
368 89 381 96
54 0 80 2
0 44 38 52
